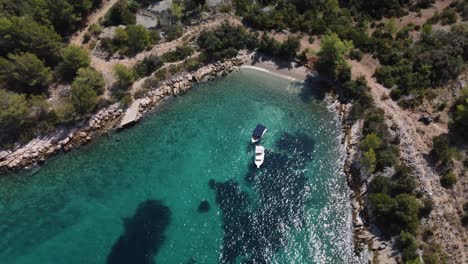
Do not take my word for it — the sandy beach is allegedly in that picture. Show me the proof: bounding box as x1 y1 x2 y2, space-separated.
243 55 311 81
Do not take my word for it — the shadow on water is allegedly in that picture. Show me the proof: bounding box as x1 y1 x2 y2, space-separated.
299 76 330 102
210 132 315 264
107 200 171 264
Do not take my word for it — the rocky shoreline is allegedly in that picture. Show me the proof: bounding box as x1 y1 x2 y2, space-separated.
0 55 246 174
330 95 397 263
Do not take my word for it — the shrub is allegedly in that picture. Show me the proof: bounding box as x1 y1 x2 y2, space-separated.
376 148 398 170
350 49 364 61
369 175 392 194
440 171 457 188
389 88 403 100
89 23 102 36
0 89 29 145
134 56 164 77
104 0 137 26
113 64 135 91
453 88 468 138
54 100 77 124
83 33 91 43
370 193 421 235
153 68 169 81
362 148 377 173
198 22 257 62
183 57 203 71
431 136 454 165
420 198 433 217
119 93 133 108
126 25 151 53
161 45 194 62
58 45 91 80
72 67 105 94
360 133 382 151
164 24 183 41
70 81 98 115
398 231 419 262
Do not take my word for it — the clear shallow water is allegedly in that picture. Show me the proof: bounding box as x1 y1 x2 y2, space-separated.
0 69 362 264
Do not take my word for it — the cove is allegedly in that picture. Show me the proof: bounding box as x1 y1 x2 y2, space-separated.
0 69 362 263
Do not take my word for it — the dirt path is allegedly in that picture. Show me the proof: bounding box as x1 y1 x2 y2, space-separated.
349 55 467 264
91 14 241 94
69 0 119 46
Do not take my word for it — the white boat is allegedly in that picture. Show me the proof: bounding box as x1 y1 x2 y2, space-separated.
251 124 267 143
254 146 265 168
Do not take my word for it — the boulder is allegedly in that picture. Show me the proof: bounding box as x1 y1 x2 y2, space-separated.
60 137 70 146
0 151 10 160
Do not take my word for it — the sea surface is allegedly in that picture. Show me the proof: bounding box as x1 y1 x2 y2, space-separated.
0 69 364 264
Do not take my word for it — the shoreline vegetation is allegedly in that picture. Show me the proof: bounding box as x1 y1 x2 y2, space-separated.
0 54 313 173
1 0 467 263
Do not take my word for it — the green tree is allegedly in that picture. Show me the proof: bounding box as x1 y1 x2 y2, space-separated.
279 36 300 58
362 148 377 173
45 0 81 36
369 175 392 194
398 231 419 262
70 81 98 115
54 100 76 124
134 55 163 77
58 45 91 80
104 0 136 26
360 133 382 151
113 64 135 90
170 2 184 22
0 89 29 144
317 33 353 82
0 53 52 94
72 67 105 95
0 16 62 65
369 193 396 219
393 194 421 234
114 27 129 46
126 25 151 53
454 88 468 137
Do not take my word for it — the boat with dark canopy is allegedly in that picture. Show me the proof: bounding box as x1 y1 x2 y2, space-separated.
251 124 267 143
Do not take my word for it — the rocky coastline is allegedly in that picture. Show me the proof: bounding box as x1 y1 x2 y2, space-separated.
331 94 397 263
0 55 246 174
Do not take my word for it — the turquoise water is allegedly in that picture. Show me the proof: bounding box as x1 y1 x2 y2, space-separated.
0 69 361 263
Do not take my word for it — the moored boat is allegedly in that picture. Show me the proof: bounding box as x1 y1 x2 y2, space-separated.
251 124 267 143
254 145 265 168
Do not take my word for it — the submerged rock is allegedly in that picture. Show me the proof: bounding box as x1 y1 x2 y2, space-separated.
197 200 211 213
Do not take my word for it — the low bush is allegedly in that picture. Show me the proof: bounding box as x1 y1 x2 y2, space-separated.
134 56 164 77
440 171 457 188
161 46 194 63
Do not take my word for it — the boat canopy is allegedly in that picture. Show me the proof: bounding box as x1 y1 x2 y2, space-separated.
252 124 267 138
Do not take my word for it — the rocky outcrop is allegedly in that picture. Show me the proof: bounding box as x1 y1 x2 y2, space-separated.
134 54 246 115
0 104 123 173
0 54 247 174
